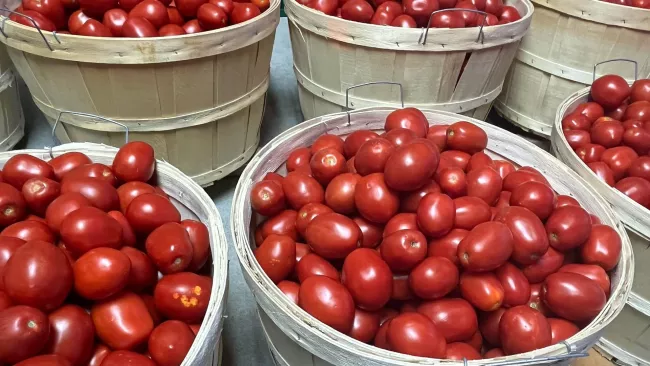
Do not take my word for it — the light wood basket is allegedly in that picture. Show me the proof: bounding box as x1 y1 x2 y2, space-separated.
232 107 633 366
551 87 650 366
286 0 533 121
495 0 650 138
0 43 24 151
0 142 228 366
0 2 281 186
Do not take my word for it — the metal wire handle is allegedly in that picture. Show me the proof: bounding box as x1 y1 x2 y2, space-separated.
345 82 404 124
492 341 589 366
419 8 489 45
0 7 60 51
49 111 130 158
593 59 638 83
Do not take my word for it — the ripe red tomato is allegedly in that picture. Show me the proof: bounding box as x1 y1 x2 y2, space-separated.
175 0 209 17
1 220 55 243
277 280 300 304
623 127 650 155
631 79 650 102
100 351 156 366
231 2 261 23
14 354 71 366
354 138 395 175
159 23 186 35
79 0 117 17
305 212 361 259
299 276 355 333
548 318 579 344
122 17 159 37
561 113 591 131
77 18 113 37
286 148 311 172
0 305 50 364
453 196 490 230
380 229 427 271
67 9 90 34
591 120 624 148
430 10 465 27
324 173 360 215
348 309 380 343
11 10 56 31
295 253 339 282
23 0 67 29
341 0 374 22
383 213 417 237
259 209 298 242
417 192 455 237
616 177 650 207
146 222 194 274
402 0 440 26
353 216 383 248
484 0 502 13
623 101 650 121
629 156 650 180
63 163 117 186
384 141 439 192
60 177 119 212
125 192 180 234
3 155 55 190
119 0 144 10
0 182 27 227
342 248 392 310
459 272 504 311
385 108 429 138
426 125 449 151
354 173 399 224
73 248 131 300
43 304 94 365
466 152 493 172
386 312 446 358
250 180 286 216
130 0 170 29
311 135 345 155
121 247 158 291
479 307 505 346
509 181 556 220
458 221 513 272
499 306 551 355
587 161 616 186
112 141 156 182
179 219 210 271
559 263 611 297
310 148 347 186
44 192 91 234
602 146 639 180
167 6 186 26
116 181 156 212
21 177 59 216
580 224 621 271
309 0 338 14
400 180 441 213
92 292 154 350
427 228 467 266
409 256 458 299
3 241 72 312
154 272 211 323
255 234 296 283
446 122 488 154
575 143 607 164
60 207 122 255
466 166 502 205
182 19 203 33
87 344 110 366
591 74 631 109
446 342 481 360
498 5 520 23
495 262 530 307
545 205 592 251
417 298 477 342
574 102 605 123
197 3 228 29
391 14 417 27
542 272 606 322
281 171 324 210
521 246 564 284
148 320 195 366
493 206 549 265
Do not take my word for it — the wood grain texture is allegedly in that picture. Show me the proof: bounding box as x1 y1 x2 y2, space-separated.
231 107 633 366
0 143 227 366
495 1 650 137
286 0 532 121
0 44 24 152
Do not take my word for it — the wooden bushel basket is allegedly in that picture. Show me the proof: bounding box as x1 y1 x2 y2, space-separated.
0 43 24 151
551 87 650 365
232 107 633 366
495 0 650 138
286 0 533 121
0 142 228 366
0 1 281 186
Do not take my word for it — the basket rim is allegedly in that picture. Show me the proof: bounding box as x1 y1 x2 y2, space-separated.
231 106 634 366
531 0 650 32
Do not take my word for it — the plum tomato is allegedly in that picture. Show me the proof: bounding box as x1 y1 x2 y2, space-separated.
250 180 286 217
545 205 592 251
48 152 92 180
299 276 355 333
45 193 92 234
542 272 606 322
43 304 95 365
354 138 395 176
380 229 427 272
457 221 513 272
295 253 339 282
459 272 504 311
145 222 194 274
354 173 399 224
112 141 156 183
499 305 551 355
0 305 50 364
21 177 60 216
559 263 611 297
495 262 530 307
255 234 296 283
60 177 119 212
0 182 27 227
73 248 131 300
591 74 631 110
416 192 455 238
386 312 447 358
341 248 392 310
60 206 122 256
384 141 439 192
408 256 458 299
305 212 361 259
385 108 429 138
2 154 55 190
277 280 300 304
148 320 195 366
580 224 621 271
125 193 181 234
154 272 212 323
446 122 488 154
100 351 155 366
281 172 325 210
417 298 477 342
493 206 549 265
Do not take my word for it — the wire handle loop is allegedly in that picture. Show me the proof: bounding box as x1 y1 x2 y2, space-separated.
419 8 489 45
0 7 58 51
492 341 589 366
345 81 404 124
593 59 638 83
49 111 129 158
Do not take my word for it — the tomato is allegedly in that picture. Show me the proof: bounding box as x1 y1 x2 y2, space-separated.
478 307 505 346
251 0 269 10
498 5 520 23
14 354 71 366
286 148 311 172
587 161 616 186
0 237 24 284
119 0 144 10
1 220 54 243
154 272 211 323
125 193 181 234
484 348 505 358
342 131 377 159
281 172 324 210
67 9 91 34
623 127 650 155
176 219 210 272
182 19 203 33
590 120 624 148
629 156 650 180
320 174 359 215
542 272 606 322
121 247 157 292
385 108 429 138
45 193 91 234
277 280 300 304
340 0 374 22
446 122 488 154
400 180 441 213
417 298 477 343
194 3 228 30
254 234 295 283
453 196 490 230
383 213 417 238
416 193 455 238
105 212 134 248
616 177 650 207
459 272 504 311
348 309 380 343
100 351 155 366
495 263 530 307
425 125 448 152
561 113 591 131
60 177 118 212
73 248 130 300
623 101 650 122
484 0 502 13
354 138 395 175
87 345 110 366
259 210 298 242
311 135 345 155
351 216 382 249
559 264 610 297
466 152 493 172
575 143 606 164
79 0 117 17
175 0 208 17
60 207 122 255
306 213 360 259
374 320 391 349
548 318 579 344
427 228 467 266
631 79 650 102
115 182 155 213
430 10 465 27
109 142 156 184
231 2 261 24
93 292 154 350
3 155 55 190
446 342 481 360
402 0 440 26
166 7 186 26
380 229 427 271
3 240 72 312
0 306 49 364
564 130 591 150
457 221 513 272
573 102 605 123
148 320 195 366
43 305 94 365
591 74 631 109
436 167 467 198
310 0 338 14
519 247 563 286
122 17 158 37
299 276 355 333
0 182 26 227
499 306 551 355
355 173 399 224
342 248 392 310
384 141 439 192
250 180 285 217
508 181 556 221
10 9 56 31
295 253 339 282
310 148 347 186
409 256 458 299
502 169 550 192
77 19 113 37
146 222 195 274
545 205 591 251
130 0 170 29
61 0 79 9
293 203 329 238
19 177 59 217
466 166 502 205
386 313 446 358
601 146 639 180
580 224 621 271
61 163 115 187
390 13 417 27
623 119 645 130
23 0 66 29
607 102 628 121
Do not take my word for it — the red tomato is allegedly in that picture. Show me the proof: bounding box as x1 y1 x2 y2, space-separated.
458 221 513 272
79 0 117 17
61 0 79 9
259 209 299 242
545 205 592 251
197 3 228 29
121 247 158 291
574 102 605 123
521 246 564 284
43 305 94 365
417 192 455 237
168 6 186 25
324 173 360 215
631 79 650 102
3 155 55 190
548 318 579 344
340 0 374 22
580 224 621 271
502 168 550 192
616 177 650 207
60 177 119 212
493 206 548 265
60 207 122 255
466 166 502 205
130 0 170 29
0 182 27 227
575 144 606 164
390 14 417 27
45 193 92 234
466 152 493 172
559 263 611 297
295 253 339 282
453 196 491 230
590 120 624 148
353 216 383 248
355 173 399 224
102 8 128 36
23 0 66 29
125 193 181 234
0 305 50 364
255 234 296 283
3 240 72 312
509 181 556 220
542 272 606 322
286 148 311 172
146 222 194 274
1 220 55 243
380 229 427 271
67 9 90 34
623 101 650 121
61 162 117 187
154 272 211 323
561 113 591 131
629 156 650 180
77 19 113 36
299 276 355 333
417 298 477 342
116 181 156 213
294 203 330 239
159 23 186 35
384 141 439 192
14 355 71 366
409 256 458 299
446 342 481 360
354 138 395 175
499 306 551 355
446 121 488 154
385 108 429 138
498 5 520 23
148 321 195 366
119 0 145 10
10 10 56 31
383 213 417 237
305 212 361 259
342 248 392 310
182 19 203 33
400 180 441 212
311 135 345 155
348 309 380 343
277 280 300 304
479 307 505 346
122 17 158 37
430 10 465 27
310 148 347 186
21 177 59 216
622 127 650 155
587 161 616 186
281 172 324 210
250 180 286 216
87 345 110 366
252 0 269 11
495 262 530 307
386 312 446 358
591 74 631 109
427 228 467 266
100 351 155 366
484 0 502 13
73 248 130 300
231 2 261 23
0 236 25 284
459 272 504 311
426 125 449 151
342 131 378 159
107 212 135 247
402 0 440 26
484 348 505 358
309 0 338 15
112 141 156 183
175 0 208 17
179 219 210 271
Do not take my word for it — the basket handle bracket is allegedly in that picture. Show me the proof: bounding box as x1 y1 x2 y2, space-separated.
493 341 589 366
344 81 404 125
593 59 638 83
49 111 130 158
419 8 488 46
0 7 59 51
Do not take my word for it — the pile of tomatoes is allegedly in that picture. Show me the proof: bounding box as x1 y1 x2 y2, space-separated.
601 0 649 9
299 0 521 28
250 107 622 360
10 0 265 37
0 142 213 366
562 76 650 209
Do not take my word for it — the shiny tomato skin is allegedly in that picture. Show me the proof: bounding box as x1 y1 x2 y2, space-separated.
60 178 119 212
122 17 158 37
310 148 347 186
48 152 92 180
484 348 505 358
100 351 155 366
466 152 493 172
341 0 375 22
400 180 441 213
623 127 650 155
87 345 110 366
416 192 455 238
125 193 181 234
299 276 355 333
59 206 122 256
384 141 439 192
119 0 144 10
493 206 549 265
409 256 458 299
458 221 513 272
417 298 477 342
386 312 447 358
310 0 338 15
496 262 530 307
146 222 194 274
564 130 591 150
502 169 550 192
509 181 556 220
631 79 650 102
616 177 650 207
175 0 209 17
295 253 339 282
1 220 55 243
559 263 611 297
426 125 449 151
305 212 361 259
562 113 591 131
116 181 156 213
343 130 379 159
380 229 427 272
521 246 564 284
286 148 312 172
3 241 72 312
79 0 117 17
62 163 116 186
354 138 395 176
68 9 90 33
574 102 605 123
623 101 650 121
21 177 60 216
355 173 399 224
591 74 631 109
112 141 156 182
108 211 136 247
281 172 325 210
548 318 579 344
103 8 128 36
168 6 186 25
402 0 439 26
575 144 607 164
277 280 300 304
385 108 429 138
0 182 27 227
353 217 383 249
3 154 55 190
231 2 261 23
588 161 616 186
437 167 467 198
542 272 606 322
555 195 580 208
459 272 504 312
130 0 170 29
182 19 203 33
73 248 130 300
43 304 94 366
0 237 24 284
453 196 491 230
0 305 50 364
479 307 505 346
259 210 298 243
349 309 380 343
45 193 91 234
580 224 622 271
427 228 468 266
11 10 56 31
499 305 551 355
23 0 67 29
121 247 157 292
77 19 113 37
295 203 331 238
250 180 285 217
179 219 210 272
342 248 392 310
446 121 488 154
255 234 296 283
493 160 516 180
311 135 345 155
374 320 391 349
148 320 195 366
391 274 414 301
446 342 481 360
14 354 72 366
384 128 417 147
383 213 417 237
545 205 592 251
591 120 624 148
601 146 639 180
154 272 211 323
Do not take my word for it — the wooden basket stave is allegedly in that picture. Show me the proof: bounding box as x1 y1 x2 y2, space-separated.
0 2 280 185
0 43 24 152
0 142 228 366
286 0 533 121
495 0 650 138
232 107 633 366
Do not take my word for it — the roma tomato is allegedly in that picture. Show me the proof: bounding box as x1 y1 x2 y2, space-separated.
502 169 550 192
542 272 606 322
197 3 228 29
286 148 312 172
3 154 55 190
148 320 195 366
77 19 113 37
509 181 556 220
386 313 446 358
402 0 440 26
384 213 417 237
10 10 56 31
343 130 379 158
0 236 24 281
430 10 465 27
295 203 331 238
14 355 71 366
23 0 67 29
493 206 549 265
457 221 513 272
417 298 477 342
250 180 285 216
353 216 383 248
43 305 95 366
175 0 209 17
548 318 579 344
380 229 427 271
103 8 128 36
446 121 488 154
49 152 92 180
342 248 392 310
282 172 324 210
255 234 296 283
495 262 530 307
60 207 122 255
623 127 650 155
575 144 606 164
277 280 300 304
3 241 72 312
100 351 155 366
310 0 338 14
305 213 361 259
21 177 60 216
453 196 491 230
130 0 170 29
125 193 181 234
588 161 616 186
112 141 156 182
295 253 339 282
574 102 605 123
0 306 49 364
427 228 468 266
230 3 261 24
631 79 650 102
62 163 116 187
259 209 298 242
623 101 650 121
122 17 158 37
384 141 439 192
601 146 639 180
154 272 211 323
349 309 381 343
521 246 564 284
354 138 395 175
400 180 441 212
555 195 580 208
325 173 360 215
409 256 458 299
559 264 611 297
416 192 455 238
119 0 144 10
427 125 449 151
580 224 621 271
168 6 186 24
311 135 345 155
616 177 650 207
310 148 347 186
385 108 429 138
73 248 131 300
45 193 91 234
179 219 210 271
108 211 136 247
564 130 591 150
60 178 119 212
121 247 158 291
591 74 630 109
355 173 399 224
146 222 194 274
499 306 551 355
479 307 505 346
299 276 355 333
92 292 154 350
437 167 467 198
0 182 27 227
1 220 55 243
591 120 624 147
466 152 493 172
446 342 481 360
87 345 110 366
341 0 375 22
545 205 591 251
159 24 187 35
79 0 117 17
459 272 504 311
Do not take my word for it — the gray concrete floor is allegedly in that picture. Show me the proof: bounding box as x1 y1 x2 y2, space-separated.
18 18 548 366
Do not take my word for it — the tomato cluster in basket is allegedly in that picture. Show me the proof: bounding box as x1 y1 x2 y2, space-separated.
250 108 622 360
562 77 650 209
10 0 266 37
601 0 649 8
0 142 213 366
299 0 520 28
